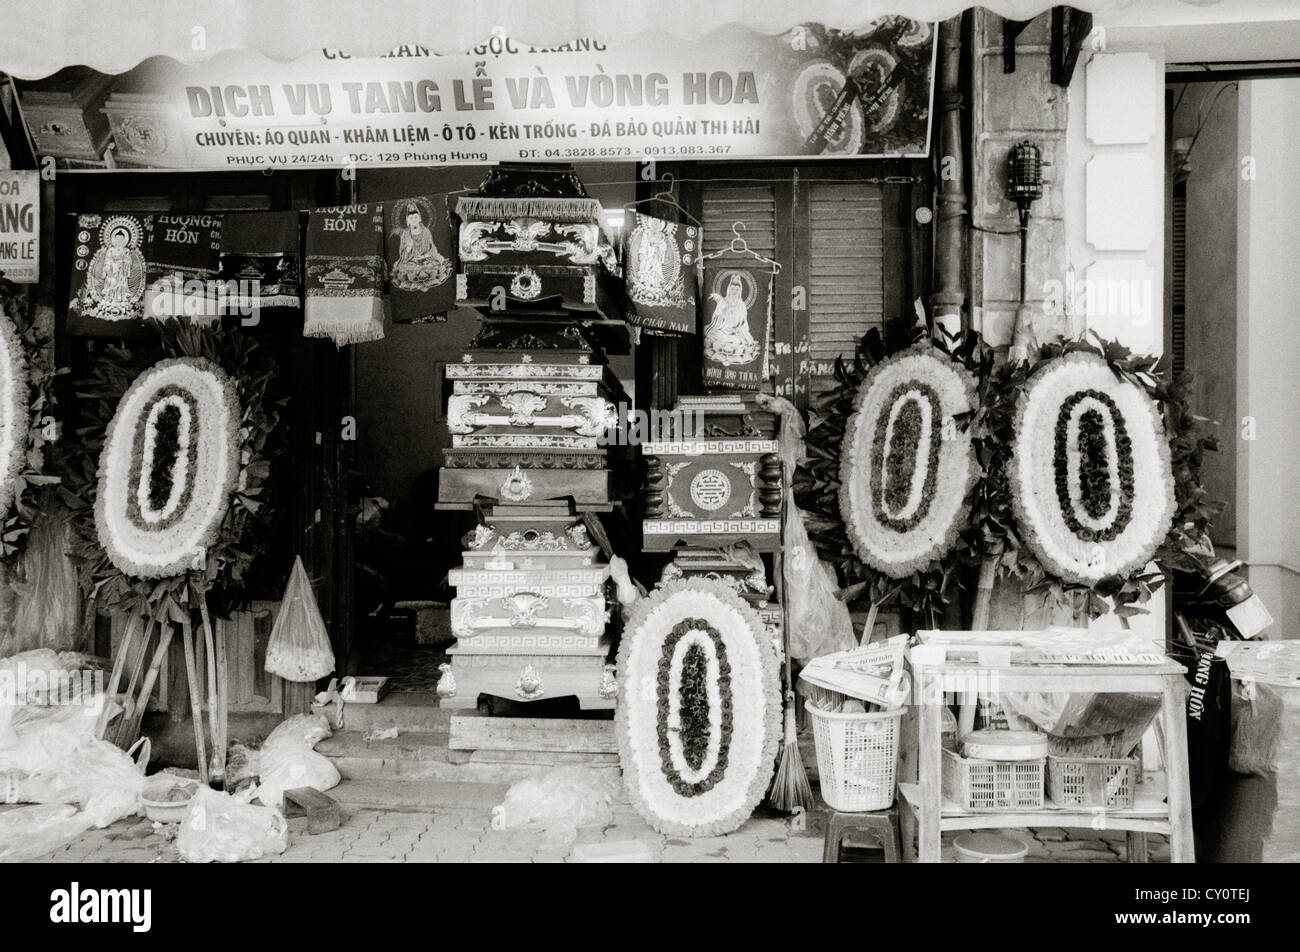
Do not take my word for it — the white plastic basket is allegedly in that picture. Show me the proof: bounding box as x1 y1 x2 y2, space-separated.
806 701 903 812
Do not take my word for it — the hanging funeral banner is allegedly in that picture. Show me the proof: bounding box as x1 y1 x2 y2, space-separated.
69 213 150 322
144 214 223 321
0 171 39 284
12 19 936 170
701 260 772 390
218 210 302 318
623 211 699 335
304 204 386 345
383 195 454 323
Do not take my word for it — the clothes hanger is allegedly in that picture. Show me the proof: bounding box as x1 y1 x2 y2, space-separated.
623 172 701 227
703 222 782 273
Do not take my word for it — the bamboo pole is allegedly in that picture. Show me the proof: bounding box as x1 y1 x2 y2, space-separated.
120 617 176 748
103 612 142 741
113 613 157 747
200 596 228 782
179 612 209 785
958 560 1000 738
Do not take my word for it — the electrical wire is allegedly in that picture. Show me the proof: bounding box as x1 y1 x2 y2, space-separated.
432 170 925 198
1182 81 1239 162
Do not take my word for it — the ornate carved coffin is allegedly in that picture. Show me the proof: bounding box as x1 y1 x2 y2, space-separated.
439 647 616 711
441 534 616 711
455 265 620 320
447 390 617 449
640 438 783 549
102 91 188 168
17 68 113 161
438 343 627 509
458 219 616 269
460 519 601 569
447 566 609 600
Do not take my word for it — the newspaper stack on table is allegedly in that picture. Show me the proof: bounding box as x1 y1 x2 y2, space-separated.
798 634 909 708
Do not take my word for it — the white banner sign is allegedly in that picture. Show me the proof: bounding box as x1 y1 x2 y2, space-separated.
0 170 38 283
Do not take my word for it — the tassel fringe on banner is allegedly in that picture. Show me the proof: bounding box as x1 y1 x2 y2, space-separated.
303 298 387 346
455 196 604 223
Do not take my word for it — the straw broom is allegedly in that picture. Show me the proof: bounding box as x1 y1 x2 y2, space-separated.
769 484 812 812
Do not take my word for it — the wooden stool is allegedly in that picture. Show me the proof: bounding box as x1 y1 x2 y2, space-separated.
822 807 901 863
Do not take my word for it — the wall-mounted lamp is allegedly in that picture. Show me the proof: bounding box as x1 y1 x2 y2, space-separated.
1009 140 1043 300
1007 139 1044 362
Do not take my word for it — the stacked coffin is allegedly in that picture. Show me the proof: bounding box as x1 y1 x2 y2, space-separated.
453 164 622 319
437 323 625 512
437 166 626 712
438 505 617 711
641 392 785 655
640 392 783 550
17 68 114 164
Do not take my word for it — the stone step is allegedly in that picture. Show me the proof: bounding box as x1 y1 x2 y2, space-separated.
329 779 510 814
339 696 466 733
318 728 622 784
317 729 454 763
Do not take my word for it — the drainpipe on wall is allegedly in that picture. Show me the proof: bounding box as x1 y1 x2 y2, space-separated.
932 16 966 342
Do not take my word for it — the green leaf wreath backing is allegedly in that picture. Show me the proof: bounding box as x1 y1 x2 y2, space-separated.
62 320 282 620
972 337 1222 618
794 329 983 621
0 278 65 564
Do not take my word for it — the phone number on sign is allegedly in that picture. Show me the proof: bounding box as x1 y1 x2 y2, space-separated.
526 144 734 159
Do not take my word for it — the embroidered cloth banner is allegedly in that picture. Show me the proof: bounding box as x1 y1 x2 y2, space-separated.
144 214 223 321
69 213 150 322
218 210 302 315
701 259 773 391
624 212 699 335
383 195 454 323
304 204 387 345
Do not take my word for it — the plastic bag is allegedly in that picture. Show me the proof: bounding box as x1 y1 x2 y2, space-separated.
0 693 119 773
177 786 288 863
255 714 340 810
264 556 335 682
12 737 146 826
1229 680 1283 776
0 804 95 863
754 393 856 664
490 766 620 840
0 648 67 705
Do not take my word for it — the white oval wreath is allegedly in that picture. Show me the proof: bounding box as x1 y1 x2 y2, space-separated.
95 356 241 579
1010 350 1177 585
0 310 29 522
616 578 780 837
838 345 977 578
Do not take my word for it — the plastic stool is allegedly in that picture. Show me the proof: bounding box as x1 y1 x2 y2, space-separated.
822 807 902 863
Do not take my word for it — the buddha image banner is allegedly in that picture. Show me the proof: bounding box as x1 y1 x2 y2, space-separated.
15 20 936 170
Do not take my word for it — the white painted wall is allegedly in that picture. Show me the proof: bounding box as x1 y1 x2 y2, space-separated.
1064 41 1169 643
1237 78 1300 639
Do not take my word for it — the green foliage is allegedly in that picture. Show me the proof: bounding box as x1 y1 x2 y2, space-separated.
60 319 284 621
970 334 1223 619
0 277 67 563
793 326 984 623
794 327 1223 623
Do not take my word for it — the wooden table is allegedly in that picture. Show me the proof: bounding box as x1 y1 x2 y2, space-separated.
899 660 1195 863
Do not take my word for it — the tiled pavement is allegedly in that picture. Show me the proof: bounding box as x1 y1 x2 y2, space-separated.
23 799 1170 864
